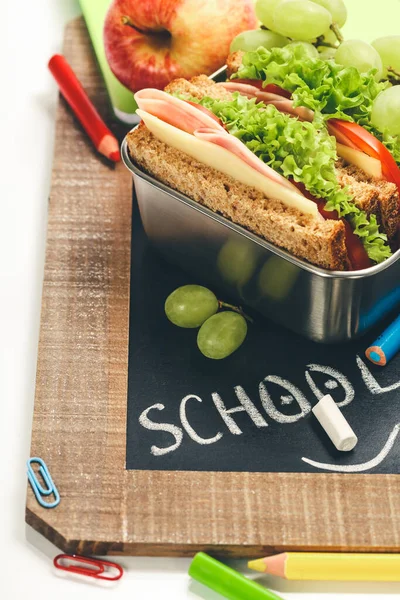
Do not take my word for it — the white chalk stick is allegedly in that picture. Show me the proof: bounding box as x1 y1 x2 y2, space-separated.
312 394 358 452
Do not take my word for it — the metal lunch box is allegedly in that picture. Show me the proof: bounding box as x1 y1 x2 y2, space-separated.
121 135 400 344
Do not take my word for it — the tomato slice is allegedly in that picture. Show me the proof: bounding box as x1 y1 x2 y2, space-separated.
234 79 292 99
329 119 400 196
293 181 372 270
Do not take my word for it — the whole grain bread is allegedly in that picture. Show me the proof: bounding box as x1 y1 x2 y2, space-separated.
337 161 399 242
226 51 244 78
127 123 348 270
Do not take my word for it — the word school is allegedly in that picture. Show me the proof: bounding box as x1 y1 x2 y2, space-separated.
139 355 400 458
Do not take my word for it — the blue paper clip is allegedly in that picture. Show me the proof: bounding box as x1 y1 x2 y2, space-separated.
27 457 60 508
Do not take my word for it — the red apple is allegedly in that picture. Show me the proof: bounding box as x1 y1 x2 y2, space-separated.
104 0 257 92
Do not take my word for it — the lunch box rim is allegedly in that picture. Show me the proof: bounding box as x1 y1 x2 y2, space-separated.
121 135 400 281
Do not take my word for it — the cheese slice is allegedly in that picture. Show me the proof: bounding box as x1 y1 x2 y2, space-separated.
136 110 320 218
337 143 383 179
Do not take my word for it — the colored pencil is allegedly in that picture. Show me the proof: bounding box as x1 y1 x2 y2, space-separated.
365 313 400 366
248 552 400 581
190 553 283 600
48 54 120 162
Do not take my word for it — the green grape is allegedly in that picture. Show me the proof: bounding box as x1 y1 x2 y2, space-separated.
372 36 400 78
217 239 259 286
258 256 299 301
309 0 347 28
335 40 383 81
286 41 319 59
318 46 337 60
273 0 332 41
371 86 400 137
230 28 289 53
197 312 247 360
165 285 218 328
255 0 283 31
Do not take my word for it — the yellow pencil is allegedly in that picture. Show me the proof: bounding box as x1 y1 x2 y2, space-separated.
248 552 400 582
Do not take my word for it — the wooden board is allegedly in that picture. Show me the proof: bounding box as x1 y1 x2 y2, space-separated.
26 16 400 556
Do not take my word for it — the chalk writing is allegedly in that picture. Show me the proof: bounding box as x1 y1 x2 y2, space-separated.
356 355 400 394
212 386 268 435
137 355 400 472
305 364 354 407
180 395 223 445
139 404 183 456
259 376 311 423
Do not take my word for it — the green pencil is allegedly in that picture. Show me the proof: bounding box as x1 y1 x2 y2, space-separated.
189 552 284 600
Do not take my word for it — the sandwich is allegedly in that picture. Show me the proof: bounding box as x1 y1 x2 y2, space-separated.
126 49 400 271
226 44 400 242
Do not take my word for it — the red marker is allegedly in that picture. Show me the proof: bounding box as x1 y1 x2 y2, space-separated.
48 54 120 162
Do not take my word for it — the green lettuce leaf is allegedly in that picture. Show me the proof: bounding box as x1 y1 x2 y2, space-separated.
233 45 400 165
174 91 391 263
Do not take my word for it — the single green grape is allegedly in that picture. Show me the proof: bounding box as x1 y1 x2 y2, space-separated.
372 36 400 78
165 285 218 328
371 86 400 137
255 0 283 31
258 256 299 301
197 312 248 360
273 0 332 41
286 41 319 59
230 28 289 54
318 46 337 60
217 239 259 287
335 40 383 81
309 0 347 28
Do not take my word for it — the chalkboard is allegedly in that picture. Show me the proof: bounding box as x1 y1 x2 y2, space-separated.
127 194 400 475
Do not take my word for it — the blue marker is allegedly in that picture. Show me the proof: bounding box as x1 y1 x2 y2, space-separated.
365 313 400 367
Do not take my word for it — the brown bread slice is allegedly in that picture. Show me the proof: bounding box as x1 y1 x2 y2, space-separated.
127 123 348 270
226 51 244 78
336 166 379 217
165 74 233 101
337 161 399 242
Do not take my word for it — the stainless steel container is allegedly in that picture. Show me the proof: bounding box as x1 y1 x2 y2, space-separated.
122 137 400 343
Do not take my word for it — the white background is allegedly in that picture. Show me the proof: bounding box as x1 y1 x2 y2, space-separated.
0 1 399 598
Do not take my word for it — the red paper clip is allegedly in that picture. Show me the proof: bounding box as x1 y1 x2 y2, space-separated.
53 554 123 581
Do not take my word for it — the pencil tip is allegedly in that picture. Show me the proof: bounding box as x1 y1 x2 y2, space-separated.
247 559 266 573
109 150 121 162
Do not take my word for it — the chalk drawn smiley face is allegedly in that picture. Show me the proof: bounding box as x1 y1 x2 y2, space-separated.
302 357 400 472
259 375 311 424
305 363 355 407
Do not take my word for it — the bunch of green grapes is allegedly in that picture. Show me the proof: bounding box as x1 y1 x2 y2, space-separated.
165 285 248 360
230 0 347 54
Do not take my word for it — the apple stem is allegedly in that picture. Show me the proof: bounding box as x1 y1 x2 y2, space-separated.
121 15 149 35
330 22 343 44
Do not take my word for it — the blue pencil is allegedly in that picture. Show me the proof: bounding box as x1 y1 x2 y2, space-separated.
365 313 400 366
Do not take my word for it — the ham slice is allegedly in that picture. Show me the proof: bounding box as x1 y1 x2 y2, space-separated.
217 81 264 98
134 89 225 134
193 127 302 194
218 82 314 121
